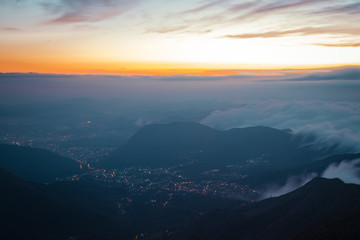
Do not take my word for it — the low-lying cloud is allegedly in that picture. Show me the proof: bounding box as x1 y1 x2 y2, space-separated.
259 159 360 200
322 158 360 184
286 68 360 81
260 172 318 200
201 100 360 152
260 158 360 200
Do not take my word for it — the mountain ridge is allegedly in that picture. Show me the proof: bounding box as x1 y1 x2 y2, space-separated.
100 122 324 171
0 167 122 239
169 177 360 240
0 143 81 183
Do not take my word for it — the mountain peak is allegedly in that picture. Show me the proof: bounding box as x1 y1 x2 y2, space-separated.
136 121 217 135
100 122 312 169
305 177 344 186
0 144 81 183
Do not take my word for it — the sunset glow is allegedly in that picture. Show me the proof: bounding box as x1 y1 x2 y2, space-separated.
1 0 360 75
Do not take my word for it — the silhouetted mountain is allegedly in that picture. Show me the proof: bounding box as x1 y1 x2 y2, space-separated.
0 167 126 240
0 144 81 183
101 122 323 169
169 177 360 240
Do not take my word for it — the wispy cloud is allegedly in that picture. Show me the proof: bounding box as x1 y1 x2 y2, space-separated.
145 0 228 34
179 0 227 15
260 172 318 199
228 1 261 12
146 0 359 48
1 27 22 32
146 25 189 34
224 27 360 39
213 0 360 47
42 0 139 24
232 0 328 21
179 0 326 22
313 42 360 48
315 2 360 14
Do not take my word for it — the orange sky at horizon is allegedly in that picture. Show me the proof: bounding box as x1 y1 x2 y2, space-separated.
2 59 359 76
1 0 360 75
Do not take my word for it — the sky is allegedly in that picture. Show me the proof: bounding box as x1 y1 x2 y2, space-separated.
1 0 360 74
1 67 360 153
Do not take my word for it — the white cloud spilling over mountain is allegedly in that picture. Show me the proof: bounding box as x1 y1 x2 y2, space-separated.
260 158 360 200
322 158 360 184
201 100 360 152
260 172 318 200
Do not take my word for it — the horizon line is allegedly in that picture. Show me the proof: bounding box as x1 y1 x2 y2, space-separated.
1 64 360 76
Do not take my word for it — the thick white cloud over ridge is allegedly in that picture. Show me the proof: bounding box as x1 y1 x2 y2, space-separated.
322 158 360 184
259 158 360 200
200 100 360 152
260 172 318 199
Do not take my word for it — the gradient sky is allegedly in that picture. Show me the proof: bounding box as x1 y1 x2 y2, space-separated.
1 0 360 74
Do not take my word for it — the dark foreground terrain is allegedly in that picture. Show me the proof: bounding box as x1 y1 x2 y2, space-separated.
2 166 360 240
1 122 360 239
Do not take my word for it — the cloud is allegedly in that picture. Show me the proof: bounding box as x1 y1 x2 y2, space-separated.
259 157 360 200
260 172 318 199
313 42 360 48
155 74 252 81
145 0 359 51
322 158 360 184
145 0 228 35
174 0 326 23
134 118 152 127
42 0 139 24
223 27 360 39
286 68 360 81
233 0 327 21
201 100 360 152
1 27 22 32
179 0 227 15
315 2 360 14
260 158 360 200
228 1 261 12
146 25 189 34
221 1 360 47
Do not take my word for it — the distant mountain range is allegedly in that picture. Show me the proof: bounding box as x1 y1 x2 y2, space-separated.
0 144 81 183
169 177 360 240
100 122 327 170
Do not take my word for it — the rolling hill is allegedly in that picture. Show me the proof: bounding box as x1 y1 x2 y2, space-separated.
100 122 325 170
0 144 81 183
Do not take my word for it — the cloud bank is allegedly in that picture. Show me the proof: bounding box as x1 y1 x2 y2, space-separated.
201 100 360 152
286 68 360 81
322 158 360 184
260 158 360 200
260 172 318 199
